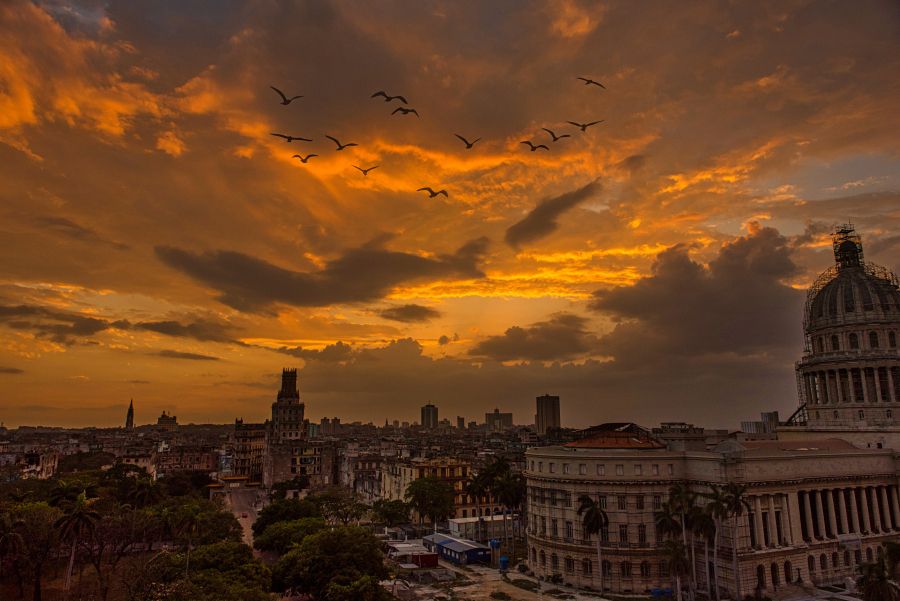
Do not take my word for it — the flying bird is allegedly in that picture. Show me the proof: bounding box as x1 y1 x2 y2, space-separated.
576 77 606 89
371 91 408 104
270 86 303 105
325 135 358 151
417 187 449 198
292 154 317 163
520 140 549 152
392 107 419 117
271 133 312 143
541 128 570 142
353 165 379 176
454 134 481 149
566 120 605 132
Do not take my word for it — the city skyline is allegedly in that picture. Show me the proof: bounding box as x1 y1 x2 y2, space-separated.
2 1 900 428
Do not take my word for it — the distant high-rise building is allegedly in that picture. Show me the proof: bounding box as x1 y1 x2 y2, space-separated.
421 403 438 429
271 368 305 442
125 399 134 431
485 408 513 431
457 416 465 429
535 394 560 435
156 411 177 431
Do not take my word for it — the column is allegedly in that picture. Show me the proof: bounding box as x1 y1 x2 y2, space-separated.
820 372 830 404
837 488 848 535
860 488 872 534
888 369 897 402
826 489 838 538
754 496 765 548
836 371 845 403
880 487 893 531
814 490 827 540
765 496 777 546
787 492 803 545
849 488 860 534
802 491 814 541
849 370 857 403
890 486 900 529
875 368 884 402
868 487 881 533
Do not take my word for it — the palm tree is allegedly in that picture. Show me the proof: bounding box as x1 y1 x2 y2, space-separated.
495 472 526 560
175 507 203 580
125 478 163 508
884 542 900 579
54 490 100 591
0 512 25 594
465 474 489 541
857 557 900 601
670 484 696 595
692 509 717 598
577 494 609 592
655 500 682 542
723 482 751 601
664 539 691 601
703 485 730 601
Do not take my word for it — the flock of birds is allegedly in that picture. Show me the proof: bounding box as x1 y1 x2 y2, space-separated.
268 77 607 198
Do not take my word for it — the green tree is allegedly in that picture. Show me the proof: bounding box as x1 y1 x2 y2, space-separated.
577 494 609 592
54 490 100 590
494 471 526 558
9 502 61 601
692 507 716 598
723 482 751 601
464 474 490 540
252 497 321 537
669 483 695 595
405 477 455 530
253 517 326 555
664 539 690 601
273 526 388 598
175 505 203 579
858 557 900 601
371 499 410 527
703 484 730 601
324 573 392 601
0 511 26 597
270 476 310 501
125 477 164 508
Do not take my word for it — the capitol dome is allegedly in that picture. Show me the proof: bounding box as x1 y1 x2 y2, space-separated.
795 226 900 430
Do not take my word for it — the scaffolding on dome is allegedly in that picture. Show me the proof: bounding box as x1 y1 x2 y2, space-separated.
832 223 864 268
784 403 808 426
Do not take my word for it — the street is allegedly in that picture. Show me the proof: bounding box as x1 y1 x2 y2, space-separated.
224 487 262 547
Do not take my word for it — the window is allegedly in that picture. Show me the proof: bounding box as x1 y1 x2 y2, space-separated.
530 460 535 471
618 495 627 510
651 464 660 476
641 561 651 577
667 464 674 475
540 550 546 566
551 518 558 537
820 554 827 570
621 561 632 577
634 464 642 475
890 332 897 348
549 462 556 473
615 464 624 476
601 525 609 542
659 561 670 577
636 496 645 510
831 335 840 350
579 463 587 475
850 333 859 349
870 331 880 348
538 462 543 473
551 554 559 571
565 557 575 573
619 524 629 543
565 520 573 541
563 463 570 474
888 410 893 419
540 517 546 535
583 558 593 575
653 495 662 510
638 524 647 545
599 495 607 509
602 560 612 577
859 410 865 420
816 337 824 353
597 464 606 476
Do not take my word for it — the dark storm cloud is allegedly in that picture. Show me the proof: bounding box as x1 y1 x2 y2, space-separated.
274 341 354 363
134 319 237 343
590 227 804 360
155 237 490 312
0 366 24 374
468 314 601 362
379 304 442 323
505 181 601 249
32 216 129 250
154 350 220 361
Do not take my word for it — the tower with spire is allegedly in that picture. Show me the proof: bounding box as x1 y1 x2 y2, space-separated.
125 399 134 431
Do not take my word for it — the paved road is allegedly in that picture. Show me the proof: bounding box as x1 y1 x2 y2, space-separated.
226 488 262 547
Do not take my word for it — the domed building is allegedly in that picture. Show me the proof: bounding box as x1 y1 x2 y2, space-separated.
783 225 900 447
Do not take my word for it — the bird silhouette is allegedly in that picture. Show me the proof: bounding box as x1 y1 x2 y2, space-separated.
541 128 570 142
270 86 303 105
271 133 313 143
325 135 358 151
292 154 317 163
353 165 379 176
520 140 549 152
417 187 449 198
576 77 606 89
392 107 419 117
566 120 604 132
371 91 408 104
454 134 481 149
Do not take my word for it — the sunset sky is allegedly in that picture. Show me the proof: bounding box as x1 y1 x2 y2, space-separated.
1 0 899 428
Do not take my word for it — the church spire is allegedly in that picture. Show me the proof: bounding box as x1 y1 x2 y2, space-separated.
125 399 134 431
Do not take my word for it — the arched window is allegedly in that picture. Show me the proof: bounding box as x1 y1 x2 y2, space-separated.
532 547 537 562
834 410 839 419
866 548 874 562
870 331 880 348
820 554 827 570
816 337 825 353
832 552 839 568
551 553 559 571
641 561 651 577
771 563 780 588
602 560 612 577
831 335 840 350
540 550 546 566
784 561 792 584
850 333 859 349
808 555 816 573
757 565 766 589
583 558 592 575
844 550 851 566
890 332 897 348
565 556 575 573
859 410 865 420
621 561 632 577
